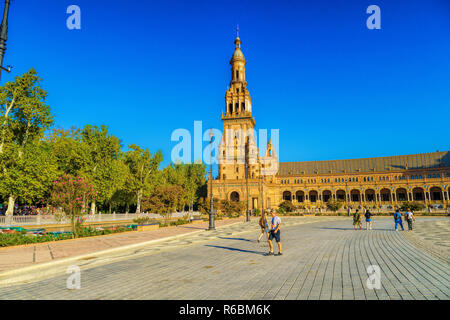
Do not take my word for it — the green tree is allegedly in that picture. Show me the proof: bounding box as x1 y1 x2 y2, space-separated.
125 144 163 213
79 125 122 214
279 200 296 213
50 174 95 238
0 69 54 214
399 201 425 212
326 199 344 213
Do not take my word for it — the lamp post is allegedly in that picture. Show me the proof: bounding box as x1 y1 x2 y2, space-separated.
0 0 12 79
208 129 215 230
245 137 250 222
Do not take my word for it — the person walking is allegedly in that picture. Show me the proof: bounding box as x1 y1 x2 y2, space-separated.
267 210 282 256
394 209 404 231
257 210 269 242
353 209 362 230
406 210 415 230
364 209 373 230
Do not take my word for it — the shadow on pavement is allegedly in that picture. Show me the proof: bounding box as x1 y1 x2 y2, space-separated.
217 236 253 242
205 245 265 255
317 227 394 231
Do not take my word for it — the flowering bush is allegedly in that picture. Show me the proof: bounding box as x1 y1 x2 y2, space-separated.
50 174 95 238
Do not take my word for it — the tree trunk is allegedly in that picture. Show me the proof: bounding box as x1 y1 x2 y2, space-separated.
109 202 112 214
5 195 15 216
71 216 76 239
136 189 142 214
90 201 96 215
126 203 129 214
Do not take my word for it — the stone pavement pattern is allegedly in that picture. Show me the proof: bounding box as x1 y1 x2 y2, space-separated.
402 219 450 264
0 217 449 300
0 217 246 273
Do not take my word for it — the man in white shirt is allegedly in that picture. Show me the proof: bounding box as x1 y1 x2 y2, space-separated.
406 210 415 230
267 210 282 256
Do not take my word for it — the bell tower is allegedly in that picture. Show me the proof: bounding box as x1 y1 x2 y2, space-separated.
218 28 258 181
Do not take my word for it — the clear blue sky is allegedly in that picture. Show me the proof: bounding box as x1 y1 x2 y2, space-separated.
4 0 450 170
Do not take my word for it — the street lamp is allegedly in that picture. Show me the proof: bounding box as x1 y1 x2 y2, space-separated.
208 129 215 230
245 137 250 222
0 0 12 79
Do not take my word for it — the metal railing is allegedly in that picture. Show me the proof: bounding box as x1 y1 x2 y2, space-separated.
0 211 200 227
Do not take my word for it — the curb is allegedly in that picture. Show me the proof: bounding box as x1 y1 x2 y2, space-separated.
0 220 245 287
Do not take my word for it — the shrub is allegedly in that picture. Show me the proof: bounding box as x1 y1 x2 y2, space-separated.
276 207 286 214
279 201 295 213
399 201 425 212
326 199 344 213
133 216 151 225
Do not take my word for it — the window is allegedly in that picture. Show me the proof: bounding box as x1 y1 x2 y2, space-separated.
241 102 245 111
236 70 239 80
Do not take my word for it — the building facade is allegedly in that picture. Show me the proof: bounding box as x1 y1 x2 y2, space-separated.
210 33 450 210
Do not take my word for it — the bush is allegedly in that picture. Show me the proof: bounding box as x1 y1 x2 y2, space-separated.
133 216 151 224
399 201 425 212
277 207 286 214
0 226 133 247
326 199 344 213
279 201 295 213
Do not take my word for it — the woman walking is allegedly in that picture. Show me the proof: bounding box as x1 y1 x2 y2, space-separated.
365 209 373 230
258 210 269 242
353 209 362 230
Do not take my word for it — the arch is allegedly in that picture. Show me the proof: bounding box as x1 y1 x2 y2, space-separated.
322 190 332 202
365 189 375 202
282 191 292 201
295 190 305 203
430 186 442 201
380 188 391 202
230 191 240 202
336 189 346 201
309 190 318 203
350 189 360 202
396 187 408 202
412 187 425 201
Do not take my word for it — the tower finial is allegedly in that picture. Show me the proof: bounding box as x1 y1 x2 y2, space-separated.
236 25 239 38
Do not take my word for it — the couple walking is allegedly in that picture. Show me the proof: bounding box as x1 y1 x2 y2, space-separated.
258 210 282 256
394 209 415 231
352 209 373 230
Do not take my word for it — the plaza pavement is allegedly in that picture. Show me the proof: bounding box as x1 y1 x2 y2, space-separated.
0 217 246 273
0 216 448 300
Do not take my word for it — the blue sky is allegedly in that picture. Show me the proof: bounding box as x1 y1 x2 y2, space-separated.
3 0 450 170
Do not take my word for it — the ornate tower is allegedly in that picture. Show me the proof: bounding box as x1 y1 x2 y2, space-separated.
218 28 259 181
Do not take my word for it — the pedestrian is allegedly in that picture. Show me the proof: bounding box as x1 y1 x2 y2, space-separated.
353 209 362 230
266 210 282 256
394 209 404 231
406 210 415 230
257 210 269 242
364 209 373 230
347 206 351 217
